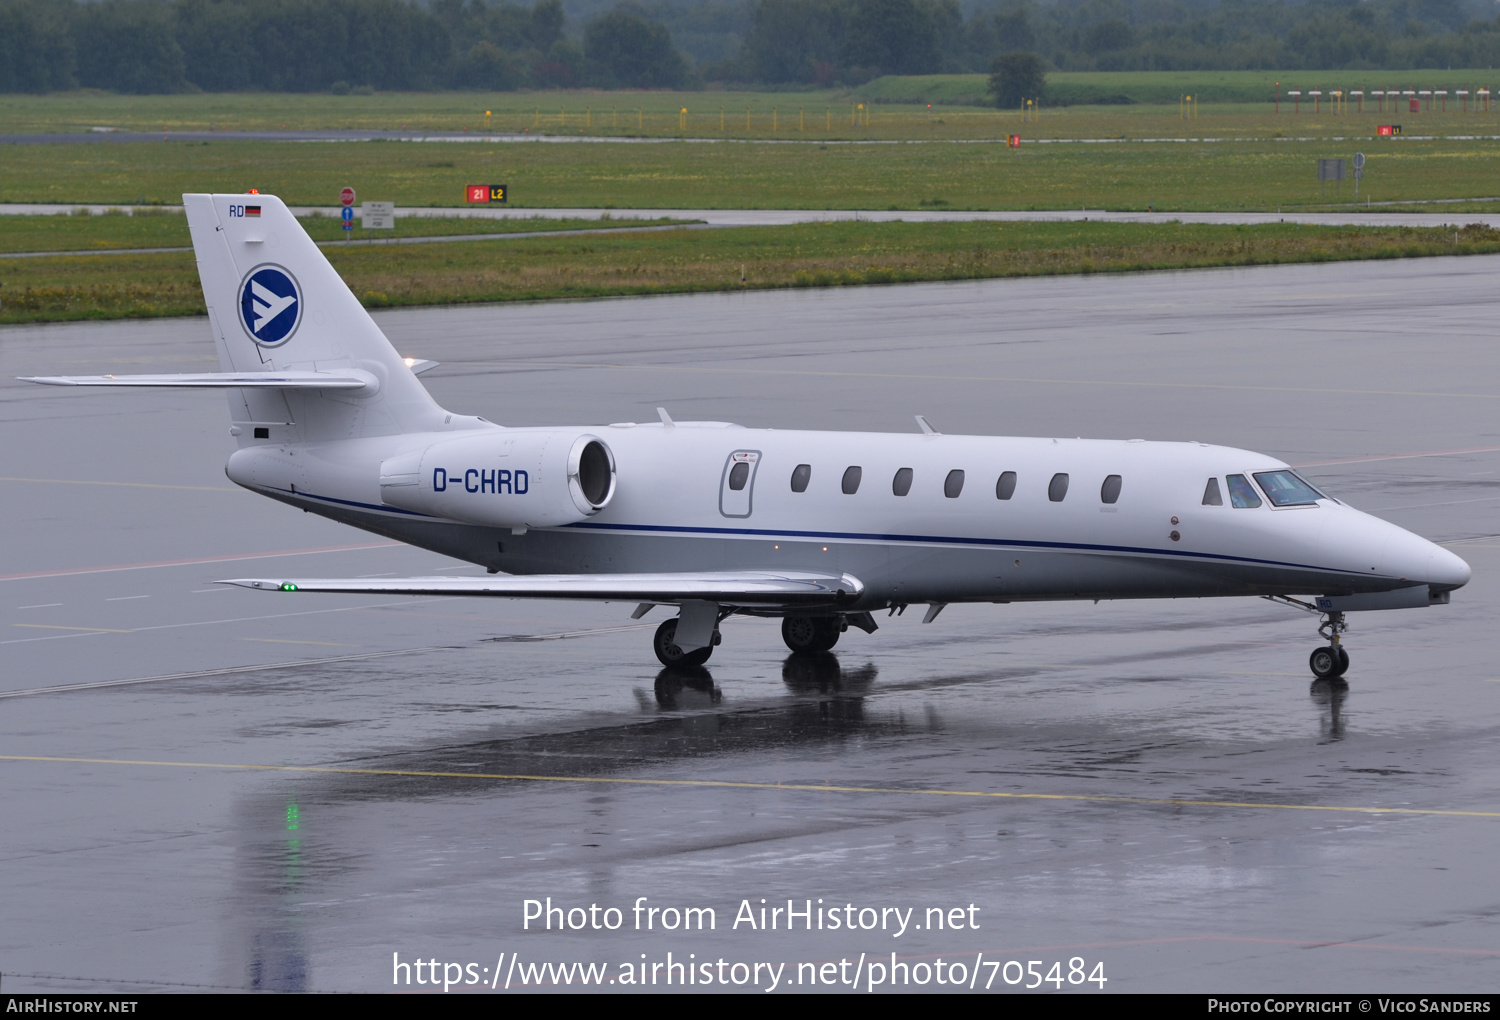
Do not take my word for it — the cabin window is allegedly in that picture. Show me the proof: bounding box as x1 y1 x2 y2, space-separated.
790 464 811 493
728 462 750 491
1227 474 1261 508
1100 474 1122 504
995 471 1017 500
892 467 913 497
1048 473 1069 502
842 466 862 494
1202 477 1223 506
944 470 965 498
1254 470 1325 507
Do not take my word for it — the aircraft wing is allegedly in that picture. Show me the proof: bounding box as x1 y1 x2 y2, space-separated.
21 371 375 390
220 570 863 608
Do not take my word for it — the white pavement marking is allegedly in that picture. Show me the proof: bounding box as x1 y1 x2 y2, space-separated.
0 646 448 699
0 597 459 646
0 541 402 582
0 476 240 493
497 358 1500 402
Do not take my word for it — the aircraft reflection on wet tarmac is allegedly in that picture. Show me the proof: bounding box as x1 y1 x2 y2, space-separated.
248 652 900 803
1309 679 1348 742
225 651 892 992
653 652 876 711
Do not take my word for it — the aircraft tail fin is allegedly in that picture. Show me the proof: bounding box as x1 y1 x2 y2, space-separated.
183 193 445 443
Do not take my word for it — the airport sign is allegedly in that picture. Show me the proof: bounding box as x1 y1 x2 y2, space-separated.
466 184 508 204
362 201 395 229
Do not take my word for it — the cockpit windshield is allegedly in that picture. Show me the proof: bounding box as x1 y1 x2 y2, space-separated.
1252 470 1326 507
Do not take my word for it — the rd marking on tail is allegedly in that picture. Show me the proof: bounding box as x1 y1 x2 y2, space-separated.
239 265 301 346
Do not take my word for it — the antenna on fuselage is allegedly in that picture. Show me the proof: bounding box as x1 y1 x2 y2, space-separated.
915 415 940 435
657 407 676 427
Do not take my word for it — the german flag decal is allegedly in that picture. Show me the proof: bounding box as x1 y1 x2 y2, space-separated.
245 205 261 217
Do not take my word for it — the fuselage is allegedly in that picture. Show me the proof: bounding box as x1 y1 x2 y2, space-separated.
225 421 1471 611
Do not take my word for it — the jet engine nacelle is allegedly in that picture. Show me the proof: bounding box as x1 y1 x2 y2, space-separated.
379 429 616 529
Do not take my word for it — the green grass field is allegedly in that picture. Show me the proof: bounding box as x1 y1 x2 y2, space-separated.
5 85 1500 326
5 220 1498 324
0 88 907 140
862 69 1500 107
4 79 1498 141
1 135 1495 212
0 211 693 253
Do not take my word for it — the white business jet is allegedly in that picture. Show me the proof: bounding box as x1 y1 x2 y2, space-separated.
24 194 1471 678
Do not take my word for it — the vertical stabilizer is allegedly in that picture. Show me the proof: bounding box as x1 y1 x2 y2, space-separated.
184 193 446 443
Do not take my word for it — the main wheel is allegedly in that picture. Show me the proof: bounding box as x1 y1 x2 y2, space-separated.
782 615 840 653
654 617 712 668
1309 645 1341 679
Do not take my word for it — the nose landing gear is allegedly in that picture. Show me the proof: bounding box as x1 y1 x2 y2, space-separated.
1309 611 1350 679
1263 596 1353 680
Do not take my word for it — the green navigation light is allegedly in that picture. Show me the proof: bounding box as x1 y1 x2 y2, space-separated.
280 582 298 591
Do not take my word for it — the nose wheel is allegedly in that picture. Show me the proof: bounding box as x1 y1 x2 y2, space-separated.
1310 611 1350 679
1309 643 1349 679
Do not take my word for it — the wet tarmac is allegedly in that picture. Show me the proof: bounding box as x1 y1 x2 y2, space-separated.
3 259 1499 993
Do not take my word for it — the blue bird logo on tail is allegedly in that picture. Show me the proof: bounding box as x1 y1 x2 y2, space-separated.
239 265 302 346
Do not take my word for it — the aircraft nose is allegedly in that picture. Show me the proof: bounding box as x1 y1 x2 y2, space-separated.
1428 543 1472 592
1334 508 1471 592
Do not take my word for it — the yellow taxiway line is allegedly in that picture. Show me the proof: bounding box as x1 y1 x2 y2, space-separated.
11 623 133 633
1 754 1495 819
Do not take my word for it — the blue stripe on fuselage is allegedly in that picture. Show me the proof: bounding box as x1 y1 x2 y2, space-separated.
264 485 439 519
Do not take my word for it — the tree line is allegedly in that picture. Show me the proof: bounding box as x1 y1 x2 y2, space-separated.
728 0 1500 84
5 0 1500 95
0 0 688 92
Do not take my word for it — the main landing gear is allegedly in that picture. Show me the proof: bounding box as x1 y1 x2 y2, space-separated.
650 610 878 667
1309 610 1350 680
781 615 843 653
657 614 842 664
652 617 719 668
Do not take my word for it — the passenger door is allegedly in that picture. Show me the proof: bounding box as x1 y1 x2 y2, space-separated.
719 450 761 518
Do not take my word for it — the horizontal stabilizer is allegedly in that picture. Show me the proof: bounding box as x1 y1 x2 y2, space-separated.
220 570 864 607
21 371 375 390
